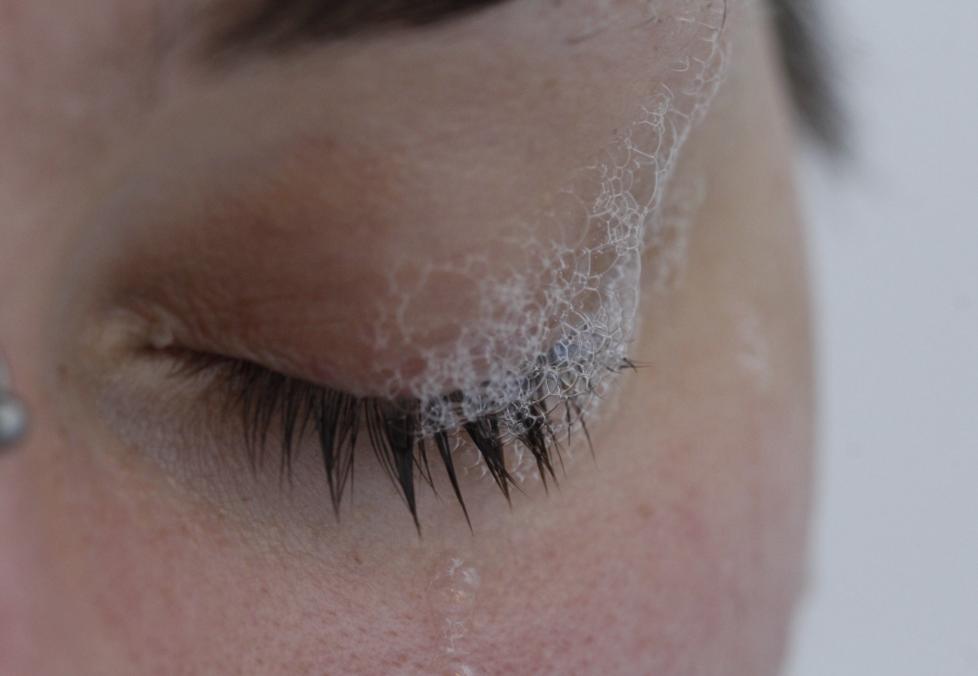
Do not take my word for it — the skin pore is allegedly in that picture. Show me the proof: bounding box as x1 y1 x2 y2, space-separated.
0 1 813 674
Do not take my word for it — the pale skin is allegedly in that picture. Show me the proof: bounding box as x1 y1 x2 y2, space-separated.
0 1 813 674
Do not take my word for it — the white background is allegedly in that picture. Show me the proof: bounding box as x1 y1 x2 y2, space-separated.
787 1 978 674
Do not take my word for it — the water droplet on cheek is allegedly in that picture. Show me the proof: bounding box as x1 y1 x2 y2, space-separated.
431 658 480 676
426 554 482 669
428 557 481 618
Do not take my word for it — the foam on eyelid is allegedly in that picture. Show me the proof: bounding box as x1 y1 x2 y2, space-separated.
366 1 731 474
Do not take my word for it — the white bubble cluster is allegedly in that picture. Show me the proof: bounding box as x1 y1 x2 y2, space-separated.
369 2 731 469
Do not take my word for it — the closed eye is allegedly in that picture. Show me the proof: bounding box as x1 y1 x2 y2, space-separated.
163 346 629 531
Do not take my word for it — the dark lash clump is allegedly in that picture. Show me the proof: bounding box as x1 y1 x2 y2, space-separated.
178 353 635 530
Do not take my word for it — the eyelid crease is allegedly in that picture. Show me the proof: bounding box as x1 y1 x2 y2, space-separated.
169 349 633 530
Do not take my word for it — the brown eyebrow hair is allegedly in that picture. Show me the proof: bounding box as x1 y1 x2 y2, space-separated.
213 0 513 52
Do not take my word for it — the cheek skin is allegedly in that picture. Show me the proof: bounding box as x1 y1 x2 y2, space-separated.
17 358 808 674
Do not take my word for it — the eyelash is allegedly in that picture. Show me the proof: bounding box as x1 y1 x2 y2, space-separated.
171 350 635 530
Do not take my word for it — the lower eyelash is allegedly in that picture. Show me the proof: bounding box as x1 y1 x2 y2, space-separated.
173 351 636 531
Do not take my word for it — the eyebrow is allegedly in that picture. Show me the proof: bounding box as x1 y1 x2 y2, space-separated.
208 0 844 153
213 0 514 54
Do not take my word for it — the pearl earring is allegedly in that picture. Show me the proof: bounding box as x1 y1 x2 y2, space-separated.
0 353 28 450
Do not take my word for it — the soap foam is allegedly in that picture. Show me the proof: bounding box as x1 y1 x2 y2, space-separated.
368 2 731 473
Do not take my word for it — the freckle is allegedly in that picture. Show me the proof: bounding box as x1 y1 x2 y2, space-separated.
541 545 560 564
352 550 363 566
637 502 653 520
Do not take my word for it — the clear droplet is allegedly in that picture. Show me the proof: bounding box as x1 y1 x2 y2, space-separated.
432 658 480 676
428 557 481 619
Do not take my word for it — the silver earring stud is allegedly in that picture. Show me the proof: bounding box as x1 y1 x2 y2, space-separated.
0 354 28 450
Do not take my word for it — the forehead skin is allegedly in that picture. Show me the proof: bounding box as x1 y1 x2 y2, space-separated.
0 1 814 675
